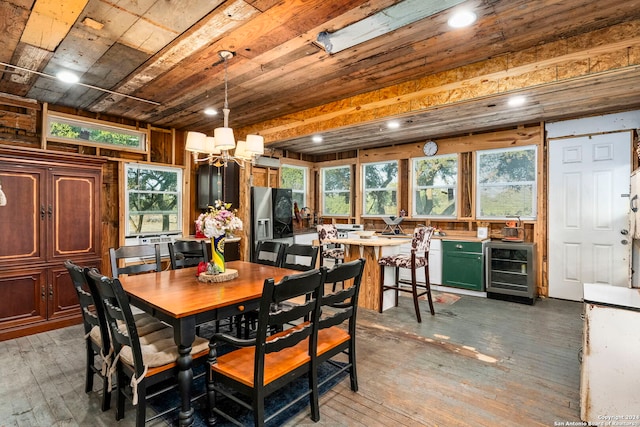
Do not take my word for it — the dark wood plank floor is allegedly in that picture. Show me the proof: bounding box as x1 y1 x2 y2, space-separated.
0 292 584 426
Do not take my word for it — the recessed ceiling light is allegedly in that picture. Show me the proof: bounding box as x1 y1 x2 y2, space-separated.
56 70 79 84
387 120 400 129
204 108 217 116
448 10 476 28
312 135 323 143
508 96 526 107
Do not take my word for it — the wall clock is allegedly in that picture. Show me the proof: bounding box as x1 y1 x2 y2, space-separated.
423 141 438 156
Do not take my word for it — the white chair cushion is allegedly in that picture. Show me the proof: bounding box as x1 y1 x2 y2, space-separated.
119 334 209 369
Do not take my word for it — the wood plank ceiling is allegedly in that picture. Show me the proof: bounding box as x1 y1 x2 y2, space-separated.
1 0 640 157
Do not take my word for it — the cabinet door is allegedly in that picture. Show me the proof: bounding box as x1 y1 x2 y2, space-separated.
48 261 99 320
0 166 47 267
47 167 101 261
0 268 47 331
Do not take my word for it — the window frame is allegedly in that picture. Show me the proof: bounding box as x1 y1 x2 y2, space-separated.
476 145 538 220
411 153 459 218
124 163 183 237
280 164 308 209
320 165 352 217
47 112 147 152
361 160 399 217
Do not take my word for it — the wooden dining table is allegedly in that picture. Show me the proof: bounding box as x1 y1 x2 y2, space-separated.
118 260 299 427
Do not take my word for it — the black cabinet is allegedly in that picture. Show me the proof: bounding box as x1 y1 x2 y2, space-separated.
197 163 239 209
485 242 536 304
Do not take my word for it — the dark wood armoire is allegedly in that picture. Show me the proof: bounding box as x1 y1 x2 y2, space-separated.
0 146 104 340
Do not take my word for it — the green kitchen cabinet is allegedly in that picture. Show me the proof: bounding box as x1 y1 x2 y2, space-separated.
441 240 487 291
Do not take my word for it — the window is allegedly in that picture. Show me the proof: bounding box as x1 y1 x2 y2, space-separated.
125 163 182 237
476 146 537 219
280 165 307 208
321 165 351 216
362 161 398 216
47 113 146 151
412 154 458 217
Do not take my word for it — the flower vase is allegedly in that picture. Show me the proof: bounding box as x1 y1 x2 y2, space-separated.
210 236 226 273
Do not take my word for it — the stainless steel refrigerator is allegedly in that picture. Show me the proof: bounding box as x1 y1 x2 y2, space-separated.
250 187 293 260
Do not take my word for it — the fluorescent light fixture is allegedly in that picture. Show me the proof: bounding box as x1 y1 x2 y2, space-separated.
387 120 400 129
316 0 466 54
447 10 477 28
312 135 323 143
204 107 217 116
56 70 80 83
508 96 527 107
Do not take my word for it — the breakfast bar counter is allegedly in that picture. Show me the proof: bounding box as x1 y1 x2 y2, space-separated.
321 236 411 311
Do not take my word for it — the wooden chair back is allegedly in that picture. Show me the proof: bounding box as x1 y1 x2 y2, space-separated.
109 244 161 277
207 267 327 425
281 243 319 271
64 259 112 411
254 240 287 267
317 258 366 392
168 240 207 269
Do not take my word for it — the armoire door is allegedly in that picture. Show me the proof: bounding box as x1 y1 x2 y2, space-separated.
0 165 47 267
47 166 101 262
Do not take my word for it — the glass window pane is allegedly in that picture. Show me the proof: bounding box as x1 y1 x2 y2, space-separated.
363 161 398 216
48 114 146 150
322 166 351 216
280 165 307 209
412 154 457 217
476 146 537 219
125 164 182 236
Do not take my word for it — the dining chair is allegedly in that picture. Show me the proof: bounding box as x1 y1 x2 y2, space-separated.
64 259 112 412
168 240 207 269
281 243 319 271
206 268 326 427
109 244 162 277
316 224 345 291
377 226 436 322
86 268 210 427
317 258 365 393
254 240 287 267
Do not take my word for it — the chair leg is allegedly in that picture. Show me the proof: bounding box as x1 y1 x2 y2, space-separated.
253 394 266 427
85 342 94 393
101 367 111 412
424 264 435 315
136 384 147 427
309 362 320 422
394 267 400 307
411 267 422 323
378 264 388 313
349 340 358 392
116 369 126 421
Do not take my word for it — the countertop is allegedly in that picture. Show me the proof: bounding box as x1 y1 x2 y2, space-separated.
583 282 640 310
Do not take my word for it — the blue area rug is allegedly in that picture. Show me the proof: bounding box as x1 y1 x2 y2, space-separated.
149 356 348 426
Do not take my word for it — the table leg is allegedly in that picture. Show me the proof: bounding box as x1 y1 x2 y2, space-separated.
175 317 196 427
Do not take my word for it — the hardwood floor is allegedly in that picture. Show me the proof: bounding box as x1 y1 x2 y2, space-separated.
0 292 583 426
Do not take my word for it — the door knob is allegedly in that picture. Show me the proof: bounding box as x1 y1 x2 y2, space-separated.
621 229 629 235
621 239 629 245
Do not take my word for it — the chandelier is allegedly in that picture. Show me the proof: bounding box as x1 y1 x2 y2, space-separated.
185 50 264 168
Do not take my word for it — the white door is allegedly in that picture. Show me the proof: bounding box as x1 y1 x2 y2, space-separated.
548 132 632 300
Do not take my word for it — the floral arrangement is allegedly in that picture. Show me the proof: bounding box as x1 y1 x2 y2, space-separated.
195 200 243 238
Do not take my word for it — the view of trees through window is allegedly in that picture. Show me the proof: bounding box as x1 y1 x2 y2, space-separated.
477 146 537 219
322 166 351 215
280 165 307 208
48 115 145 149
363 161 398 215
413 154 458 217
125 164 182 236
